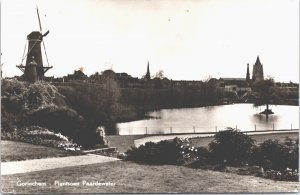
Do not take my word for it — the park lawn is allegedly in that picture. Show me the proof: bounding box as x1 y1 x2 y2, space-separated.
1 160 298 194
189 131 299 148
1 140 73 162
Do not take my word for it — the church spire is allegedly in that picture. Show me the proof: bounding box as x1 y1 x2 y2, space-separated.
246 63 250 83
255 55 261 65
145 61 151 80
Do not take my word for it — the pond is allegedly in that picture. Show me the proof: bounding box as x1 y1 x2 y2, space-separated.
116 104 299 135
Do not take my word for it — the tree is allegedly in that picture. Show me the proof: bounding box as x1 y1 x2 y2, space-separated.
251 79 281 115
154 70 165 79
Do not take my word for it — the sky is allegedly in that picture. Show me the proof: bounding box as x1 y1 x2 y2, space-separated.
1 0 299 82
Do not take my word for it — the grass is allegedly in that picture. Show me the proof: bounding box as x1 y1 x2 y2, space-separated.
1 140 73 162
1 160 298 193
1 133 299 193
189 131 298 148
106 135 148 153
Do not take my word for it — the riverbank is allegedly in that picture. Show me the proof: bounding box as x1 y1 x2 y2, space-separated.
106 130 299 153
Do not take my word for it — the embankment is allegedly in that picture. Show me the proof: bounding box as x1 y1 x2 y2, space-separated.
107 131 298 153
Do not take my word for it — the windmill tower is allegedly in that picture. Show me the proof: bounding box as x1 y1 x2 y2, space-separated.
16 6 52 83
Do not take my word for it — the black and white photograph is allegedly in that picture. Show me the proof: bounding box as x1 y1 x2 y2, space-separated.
1 0 299 193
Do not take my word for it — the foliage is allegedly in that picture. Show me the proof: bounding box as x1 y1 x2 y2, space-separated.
1 79 67 128
1 79 106 148
250 138 298 171
264 169 299 181
1 79 66 114
124 131 299 182
23 105 106 148
189 147 211 168
58 72 121 134
125 137 211 166
154 70 165 79
208 128 255 166
125 138 187 165
1 106 18 131
21 105 81 137
252 79 281 107
119 80 219 109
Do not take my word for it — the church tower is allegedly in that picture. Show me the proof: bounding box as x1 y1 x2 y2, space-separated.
145 61 151 80
246 63 250 83
252 56 264 83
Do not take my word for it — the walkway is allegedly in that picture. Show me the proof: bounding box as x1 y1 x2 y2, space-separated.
1 154 119 175
134 130 299 147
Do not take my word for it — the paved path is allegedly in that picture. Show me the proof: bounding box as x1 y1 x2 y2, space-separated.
1 154 119 175
134 130 299 147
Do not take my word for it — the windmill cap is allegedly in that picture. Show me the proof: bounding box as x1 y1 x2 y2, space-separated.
27 31 43 40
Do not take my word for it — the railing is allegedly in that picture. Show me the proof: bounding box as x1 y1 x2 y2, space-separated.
117 123 299 135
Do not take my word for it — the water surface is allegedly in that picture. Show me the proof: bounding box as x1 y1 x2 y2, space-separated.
117 104 299 135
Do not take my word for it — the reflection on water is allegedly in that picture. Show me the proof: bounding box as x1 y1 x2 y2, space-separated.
117 104 299 135
254 114 279 122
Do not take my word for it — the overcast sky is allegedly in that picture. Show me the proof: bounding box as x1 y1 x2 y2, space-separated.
1 0 299 82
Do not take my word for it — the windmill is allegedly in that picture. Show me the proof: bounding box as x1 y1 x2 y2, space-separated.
16 6 53 83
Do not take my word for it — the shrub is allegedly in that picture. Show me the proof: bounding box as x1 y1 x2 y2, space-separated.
251 138 298 172
125 138 185 165
194 147 210 164
1 106 18 131
1 79 67 115
20 104 105 148
125 138 213 166
1 79 107 148
284 137 299 171
208 128 255 166
189 147 211 168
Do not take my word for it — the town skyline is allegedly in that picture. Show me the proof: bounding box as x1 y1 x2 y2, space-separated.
1 0 299 83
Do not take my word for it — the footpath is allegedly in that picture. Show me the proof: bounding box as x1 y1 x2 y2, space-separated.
1 154 119 175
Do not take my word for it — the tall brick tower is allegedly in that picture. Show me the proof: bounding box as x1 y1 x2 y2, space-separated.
252 56 264 83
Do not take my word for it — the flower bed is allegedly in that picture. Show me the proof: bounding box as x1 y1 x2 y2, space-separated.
264 169 299 181
1 126 82 152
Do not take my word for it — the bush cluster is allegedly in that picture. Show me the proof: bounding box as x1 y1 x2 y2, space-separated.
125 138 184 165
249 138 298 176
1 79 106 148
125 129 298 181
125 137 211 165
1 79 66 114
208 128 255 166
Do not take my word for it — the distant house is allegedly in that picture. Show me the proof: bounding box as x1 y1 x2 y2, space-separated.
64 69 88 82
219 78 251 92
219 81 251 94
